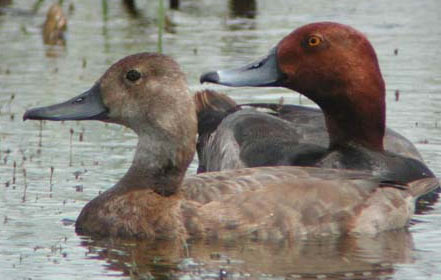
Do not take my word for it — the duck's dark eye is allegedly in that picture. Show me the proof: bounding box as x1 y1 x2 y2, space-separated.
307 35 322 47
126 70 141 82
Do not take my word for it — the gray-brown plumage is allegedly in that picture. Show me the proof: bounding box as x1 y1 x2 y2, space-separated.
23 50 438 240
195 90 424 174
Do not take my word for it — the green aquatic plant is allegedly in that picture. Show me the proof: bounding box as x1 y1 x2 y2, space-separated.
157 0 165 53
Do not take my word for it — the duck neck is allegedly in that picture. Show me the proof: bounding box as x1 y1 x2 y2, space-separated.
323 93 385 151
117 130 196 196
308 75 386 152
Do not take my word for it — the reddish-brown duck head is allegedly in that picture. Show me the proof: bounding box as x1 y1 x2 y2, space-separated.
201 22 386 151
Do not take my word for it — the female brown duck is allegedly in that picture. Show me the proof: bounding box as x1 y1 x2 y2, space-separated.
200 22 436 186
23 52 437 240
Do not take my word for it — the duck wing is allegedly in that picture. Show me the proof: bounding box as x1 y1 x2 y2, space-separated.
182 166 375 204
182 170 439 239
195 91 423 173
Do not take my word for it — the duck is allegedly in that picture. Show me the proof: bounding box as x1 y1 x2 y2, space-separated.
42 3 67 46
200 22 437 187
23 52 438 240
195 89 423 173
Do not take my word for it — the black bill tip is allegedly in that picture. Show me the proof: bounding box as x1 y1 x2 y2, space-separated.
200 71 220 84
23 108 46 121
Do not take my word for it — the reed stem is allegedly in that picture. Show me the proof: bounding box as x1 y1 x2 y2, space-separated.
22 168 28 202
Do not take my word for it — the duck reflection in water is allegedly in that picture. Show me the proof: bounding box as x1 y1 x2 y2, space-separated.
80 229 414 279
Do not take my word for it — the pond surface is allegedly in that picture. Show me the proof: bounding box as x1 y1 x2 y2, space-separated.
1 0 441 279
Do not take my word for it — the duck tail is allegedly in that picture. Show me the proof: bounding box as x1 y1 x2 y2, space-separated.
194 90 237 135
408 177 440 198
195 89 237 115
194 90 238 173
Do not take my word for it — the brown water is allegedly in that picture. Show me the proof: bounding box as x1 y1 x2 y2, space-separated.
1 0 441 279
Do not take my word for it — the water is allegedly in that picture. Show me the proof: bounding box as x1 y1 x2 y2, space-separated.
1 0 441 279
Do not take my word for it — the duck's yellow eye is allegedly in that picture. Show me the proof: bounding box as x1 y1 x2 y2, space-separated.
307 35 322 47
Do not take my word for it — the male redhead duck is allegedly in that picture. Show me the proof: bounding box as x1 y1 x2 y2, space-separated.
200 22 437 186
23 53 438 240
195 90 423 173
